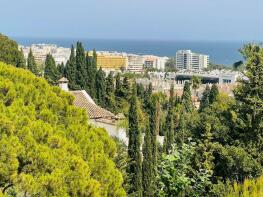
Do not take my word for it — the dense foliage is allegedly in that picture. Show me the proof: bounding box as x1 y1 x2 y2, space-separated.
0 62 125 196
0 34 25 68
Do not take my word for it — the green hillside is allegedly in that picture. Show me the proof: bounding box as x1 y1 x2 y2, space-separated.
0 62 125 196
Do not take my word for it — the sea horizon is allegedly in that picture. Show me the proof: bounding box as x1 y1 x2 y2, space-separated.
13 36 260 66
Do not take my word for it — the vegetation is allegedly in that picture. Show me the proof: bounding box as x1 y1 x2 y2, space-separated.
0 62 125 196
1 33 263 197
0 34 25 68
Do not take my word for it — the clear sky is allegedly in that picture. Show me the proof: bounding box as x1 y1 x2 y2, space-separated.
1 0 263 41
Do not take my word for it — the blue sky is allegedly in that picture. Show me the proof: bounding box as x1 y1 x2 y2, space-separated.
1 0 263 41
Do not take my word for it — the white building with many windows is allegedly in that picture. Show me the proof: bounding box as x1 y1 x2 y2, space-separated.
176 50 209 70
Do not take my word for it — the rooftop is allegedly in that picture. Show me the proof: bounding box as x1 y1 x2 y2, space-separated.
70 90 116 120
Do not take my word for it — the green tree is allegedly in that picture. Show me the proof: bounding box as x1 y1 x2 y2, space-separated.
163 84 175 153
234 44 263 145
65 45 78 90
191 75 202 97
75 42 87 89
199 85 210 112
27 48 38 75
105 72 116 112
209 84 219 104
182 81 193 112
57 62 65 77
0 62 126 196
142 123 154 197
143 83 153 112
0 34 26 68
127 84 142 196
136 83 145 99
44 54 59 85
86 49 97 98
115 73 123 98
95 67 106 107
122 76 130 100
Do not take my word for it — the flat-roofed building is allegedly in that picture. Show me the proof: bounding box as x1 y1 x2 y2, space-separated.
88 51 128 70
176 50 209 70
128 55 144 73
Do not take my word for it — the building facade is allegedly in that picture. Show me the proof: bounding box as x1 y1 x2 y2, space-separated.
176 50 209 70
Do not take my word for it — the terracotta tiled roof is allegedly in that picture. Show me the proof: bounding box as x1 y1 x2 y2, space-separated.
70 90 116 119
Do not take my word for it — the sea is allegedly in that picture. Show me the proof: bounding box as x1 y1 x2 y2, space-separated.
14 37 251 66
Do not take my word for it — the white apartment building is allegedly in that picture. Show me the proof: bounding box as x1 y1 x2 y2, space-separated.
176 50 209 70
143 55 168 71
128 55 144 73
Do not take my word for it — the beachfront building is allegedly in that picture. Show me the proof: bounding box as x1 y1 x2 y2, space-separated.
127 55 144 73
90 51 128 71
143 55 169 70
176 50 209 70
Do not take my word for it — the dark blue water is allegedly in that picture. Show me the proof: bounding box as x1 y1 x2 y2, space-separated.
14 37 247 66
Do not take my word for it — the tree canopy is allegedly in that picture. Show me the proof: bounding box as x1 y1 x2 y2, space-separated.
0 62 125 196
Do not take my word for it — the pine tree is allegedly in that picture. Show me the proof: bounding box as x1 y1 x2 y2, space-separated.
199 85 211 111
182 81 193 112
209 83 219 104
128 83 142 196
27 48 38 75
75 42 87 89
44 54 59 85
105 72 115 112
65 45 78 90
95 67 106 107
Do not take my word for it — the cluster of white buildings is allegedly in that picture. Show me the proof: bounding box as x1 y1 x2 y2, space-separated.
20 44 169 72
20 44 71 65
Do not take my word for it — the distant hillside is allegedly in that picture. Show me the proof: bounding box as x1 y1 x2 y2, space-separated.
0 62 125 196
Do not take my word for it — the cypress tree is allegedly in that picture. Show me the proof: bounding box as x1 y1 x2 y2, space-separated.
91 48 97 70
143 83 153 112
105 72 115 112
95 67 106 107
86 49 97 98
27 48 38 75
75 42 87 89
19 48 27 69
122 76 130 100
199 85 211 111
163 84 175 153
182 81 193 112
136 83 145 99
44 54 59 85
65 45 78 90
142 122 153 197
57 62 65 77
128 83 142 196
209 83 219 104
115 73 123 98
149 96 159 192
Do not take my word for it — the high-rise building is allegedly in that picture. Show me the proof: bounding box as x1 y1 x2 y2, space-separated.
176 50 209 70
